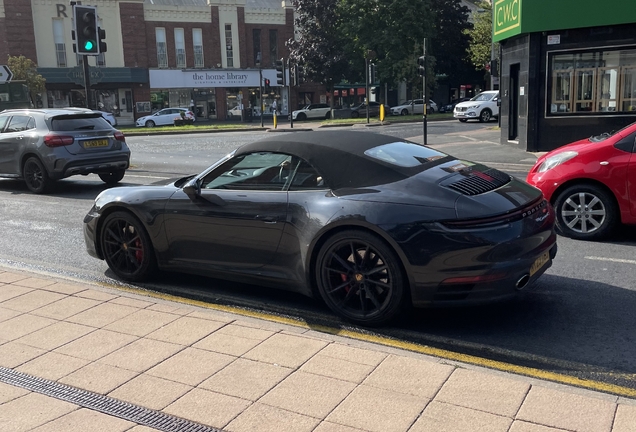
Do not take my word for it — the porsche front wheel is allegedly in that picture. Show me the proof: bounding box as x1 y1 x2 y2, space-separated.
101 211 157 281
315 230 406 326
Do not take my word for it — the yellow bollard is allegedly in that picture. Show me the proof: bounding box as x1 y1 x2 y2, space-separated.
380 104 385 122
273 112 277 129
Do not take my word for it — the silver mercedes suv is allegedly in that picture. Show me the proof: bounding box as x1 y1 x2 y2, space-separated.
0 108 131 193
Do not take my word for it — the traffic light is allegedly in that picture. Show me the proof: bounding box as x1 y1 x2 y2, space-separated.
98 27 107 54
291 65 299 86
370 87 377 95
417 56 426 77
74 5 98 55
369 63 376 85
264 78 271 93
490 59 499 76
275 59 285 86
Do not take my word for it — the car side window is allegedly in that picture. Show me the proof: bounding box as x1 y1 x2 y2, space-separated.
201 152 293 191
26 117 36 130
5 115 31 133
289 160 326 191
0 115 9 132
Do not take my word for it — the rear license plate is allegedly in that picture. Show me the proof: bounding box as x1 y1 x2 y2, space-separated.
84 139 108 148
529 251 550 277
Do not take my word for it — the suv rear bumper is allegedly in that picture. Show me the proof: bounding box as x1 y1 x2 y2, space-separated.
50 153 130 180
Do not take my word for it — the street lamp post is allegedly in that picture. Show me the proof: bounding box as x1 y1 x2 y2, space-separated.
256 52 263 127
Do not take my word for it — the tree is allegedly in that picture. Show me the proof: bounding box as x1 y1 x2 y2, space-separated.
465 2 495 72
7 55 46 103
430 0 476 87
287 0 349 108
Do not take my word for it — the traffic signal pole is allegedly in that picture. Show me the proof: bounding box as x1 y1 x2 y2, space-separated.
419 39 428 146
82 56 92 110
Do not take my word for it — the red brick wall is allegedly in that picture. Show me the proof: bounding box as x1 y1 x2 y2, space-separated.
146 21 217 69
237 7 247 68
244 24 292 68
2 0 37 62
0 18 8 62
120 3 148 68
208 7 222 67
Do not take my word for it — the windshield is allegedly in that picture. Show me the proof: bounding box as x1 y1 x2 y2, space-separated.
589 121 636 142
470 93 496 102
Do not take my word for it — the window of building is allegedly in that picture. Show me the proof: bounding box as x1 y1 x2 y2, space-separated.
225 24 234 67
175 28 186 68
52 19 67 68
269 30 278 67
193 28 204 68
156 27 168 68
548 48 636 115
253 29 261 66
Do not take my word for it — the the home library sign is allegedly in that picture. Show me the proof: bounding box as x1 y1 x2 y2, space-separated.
149 69 278 89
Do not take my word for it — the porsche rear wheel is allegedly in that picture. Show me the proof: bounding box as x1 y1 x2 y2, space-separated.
101 211 156 281
316 230 406 326
553 184 618 240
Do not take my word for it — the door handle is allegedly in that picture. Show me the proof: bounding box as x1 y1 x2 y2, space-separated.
255 215 278 224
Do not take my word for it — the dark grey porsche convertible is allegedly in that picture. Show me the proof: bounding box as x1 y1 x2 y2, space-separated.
84 131 557 325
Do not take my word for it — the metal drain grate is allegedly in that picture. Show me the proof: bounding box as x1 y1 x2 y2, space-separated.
0 366 224 432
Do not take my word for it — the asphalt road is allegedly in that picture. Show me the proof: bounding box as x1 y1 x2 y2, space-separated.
1 120 635 395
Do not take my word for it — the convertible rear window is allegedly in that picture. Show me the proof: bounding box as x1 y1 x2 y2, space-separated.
364 142 448 167
50 115 111 131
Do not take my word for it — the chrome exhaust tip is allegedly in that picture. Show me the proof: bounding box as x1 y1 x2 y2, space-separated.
515 274 530 290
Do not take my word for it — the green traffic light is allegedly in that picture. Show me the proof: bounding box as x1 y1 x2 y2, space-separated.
84 40 95 51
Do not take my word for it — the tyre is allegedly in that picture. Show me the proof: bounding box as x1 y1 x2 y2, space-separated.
401 109 409 116
145 120 155 128
296 113 307 121
553 184 618 240
23 157 51 194
325 111 331 119
459 119 468 123
99 170 126 185
100 211 157 282
351 111 360 118
315 230 406 326
479 109 492 122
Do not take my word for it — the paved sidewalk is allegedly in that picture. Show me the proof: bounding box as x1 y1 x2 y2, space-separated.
1 267 635 432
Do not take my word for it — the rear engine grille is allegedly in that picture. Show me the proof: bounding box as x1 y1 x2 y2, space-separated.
447 169 511 196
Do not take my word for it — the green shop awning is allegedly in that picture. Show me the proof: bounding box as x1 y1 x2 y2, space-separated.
493 0 636 43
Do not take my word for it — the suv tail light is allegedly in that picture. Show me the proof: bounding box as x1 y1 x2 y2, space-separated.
44 135 74 147
113 131 125 142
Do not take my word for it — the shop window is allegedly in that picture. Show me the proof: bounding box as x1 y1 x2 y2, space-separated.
225 24 234 67
548 47 636 116
156 28 168 68
269 30 278 67
193 29 204 68
175 28 186 69
52 19 67 68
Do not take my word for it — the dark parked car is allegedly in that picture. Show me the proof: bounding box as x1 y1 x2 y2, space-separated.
84 131 557 325
439 98 470 113
0 108 130 193
350 101 388 118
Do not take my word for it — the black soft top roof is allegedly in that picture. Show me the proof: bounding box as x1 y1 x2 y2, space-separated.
235 130 427 189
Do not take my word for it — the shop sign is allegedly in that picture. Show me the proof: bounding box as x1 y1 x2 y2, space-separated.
66 66 104 86
494 0 521 42
150 69 279 89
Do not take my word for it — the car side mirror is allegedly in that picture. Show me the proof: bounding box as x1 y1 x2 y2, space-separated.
183 178 201 197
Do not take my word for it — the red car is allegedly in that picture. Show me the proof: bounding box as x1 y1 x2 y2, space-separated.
526 122 636 240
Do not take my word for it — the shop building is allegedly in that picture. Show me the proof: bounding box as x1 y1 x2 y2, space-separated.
0 0 328 125
495 0 636 151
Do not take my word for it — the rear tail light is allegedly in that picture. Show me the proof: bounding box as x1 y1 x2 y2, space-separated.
113 131 125 142
44 134 74 147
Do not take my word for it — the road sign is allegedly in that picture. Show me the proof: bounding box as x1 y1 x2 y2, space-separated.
0 65 13 83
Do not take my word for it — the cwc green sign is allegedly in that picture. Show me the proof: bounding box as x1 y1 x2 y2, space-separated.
494 0 521 40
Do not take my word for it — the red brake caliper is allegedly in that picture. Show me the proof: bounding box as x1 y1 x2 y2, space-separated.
340 274 351 293
135 239 143 263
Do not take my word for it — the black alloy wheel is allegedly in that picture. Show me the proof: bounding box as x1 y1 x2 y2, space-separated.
99 170 126 185
553 184 618 240
351 111 360 118
101 211 156 282
23 157 51 194
297 113 307 121
325 111 331 119
479 109 492 122
316 230 406 326
145 120 156 128
401 109 409 116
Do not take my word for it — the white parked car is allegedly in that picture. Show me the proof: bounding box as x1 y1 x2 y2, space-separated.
291 103 331 121
454 91 499 122
95 110 117 127
390 99 437 116
136 108 195 127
